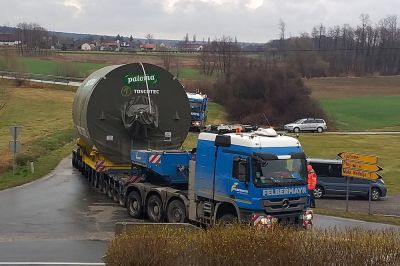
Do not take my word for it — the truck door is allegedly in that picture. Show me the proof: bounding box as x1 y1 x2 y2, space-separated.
229 156 252 208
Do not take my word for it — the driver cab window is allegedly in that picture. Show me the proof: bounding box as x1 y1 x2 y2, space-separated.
232 157 248 181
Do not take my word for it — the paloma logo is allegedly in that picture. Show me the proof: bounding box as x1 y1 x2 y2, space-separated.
123 73 159 86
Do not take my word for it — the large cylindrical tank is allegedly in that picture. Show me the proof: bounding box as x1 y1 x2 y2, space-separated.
72 63 191 164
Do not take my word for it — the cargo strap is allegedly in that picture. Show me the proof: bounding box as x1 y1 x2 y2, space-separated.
139 62 152 114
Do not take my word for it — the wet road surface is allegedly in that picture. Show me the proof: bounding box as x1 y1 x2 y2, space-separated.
0 157 130 263
0 156 399 263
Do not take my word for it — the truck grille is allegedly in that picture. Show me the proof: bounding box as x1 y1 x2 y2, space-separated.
262 197 306 214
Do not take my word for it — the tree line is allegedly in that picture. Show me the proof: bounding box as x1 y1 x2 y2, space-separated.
272 14 400 77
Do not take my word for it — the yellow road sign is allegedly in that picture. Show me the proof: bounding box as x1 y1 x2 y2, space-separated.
341 168 381 180
338 152 378 164
342 160 382 172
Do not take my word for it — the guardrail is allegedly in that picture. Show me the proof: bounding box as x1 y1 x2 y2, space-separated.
0 70 84 85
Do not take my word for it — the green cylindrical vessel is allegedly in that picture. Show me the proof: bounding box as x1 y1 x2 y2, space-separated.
72 63 190 164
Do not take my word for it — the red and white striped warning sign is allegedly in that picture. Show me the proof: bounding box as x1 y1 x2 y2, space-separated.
149 154 161 164
95 160 105 172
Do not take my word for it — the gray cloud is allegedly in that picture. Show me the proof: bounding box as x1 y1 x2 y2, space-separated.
0 0 398 42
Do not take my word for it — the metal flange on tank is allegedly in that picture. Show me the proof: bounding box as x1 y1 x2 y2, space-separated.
72 63 191 164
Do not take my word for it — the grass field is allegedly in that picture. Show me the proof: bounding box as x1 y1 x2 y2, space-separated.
305 76 400 131
305 76 400 100
320 95 400 131
15 57 105 77
0 80 75 189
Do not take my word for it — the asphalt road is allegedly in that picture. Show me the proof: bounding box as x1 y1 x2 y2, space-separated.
0 157 128 264
0 156 399 264
316 194 400 216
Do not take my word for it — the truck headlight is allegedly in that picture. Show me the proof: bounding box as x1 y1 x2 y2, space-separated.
193 121 201 126
303 210 313 221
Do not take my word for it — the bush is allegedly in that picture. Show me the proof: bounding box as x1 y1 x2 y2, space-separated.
210 62 325 126
16 153 36 166
105 225 400 266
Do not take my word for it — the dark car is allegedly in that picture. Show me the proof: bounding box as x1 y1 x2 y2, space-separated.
307 158 387 201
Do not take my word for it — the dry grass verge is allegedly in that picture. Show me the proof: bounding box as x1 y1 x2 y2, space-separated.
105 224 400 266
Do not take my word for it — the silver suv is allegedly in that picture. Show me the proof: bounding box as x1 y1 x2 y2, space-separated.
284 118 327 133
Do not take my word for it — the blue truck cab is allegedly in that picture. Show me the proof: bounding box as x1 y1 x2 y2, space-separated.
190 128 312 227
186 92 208 131
122 127 312 228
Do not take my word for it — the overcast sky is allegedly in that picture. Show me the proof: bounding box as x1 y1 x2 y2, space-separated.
0 0 398 43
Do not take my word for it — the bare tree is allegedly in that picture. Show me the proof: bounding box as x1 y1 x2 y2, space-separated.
279 19 286 40
16 22 49 56
145 33 154 44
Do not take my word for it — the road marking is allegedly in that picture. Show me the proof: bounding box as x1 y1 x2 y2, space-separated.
0 263 105 265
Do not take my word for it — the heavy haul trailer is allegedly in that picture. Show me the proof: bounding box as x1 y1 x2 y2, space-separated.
71 62 191 202
71 62 313 228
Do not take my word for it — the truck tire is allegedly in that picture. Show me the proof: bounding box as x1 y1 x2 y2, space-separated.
218 214 237 224
127 191 143 218
167 199 186 223
147 194 164 222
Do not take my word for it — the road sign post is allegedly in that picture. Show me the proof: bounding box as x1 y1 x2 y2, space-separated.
338 152 382 215
9 126 22 176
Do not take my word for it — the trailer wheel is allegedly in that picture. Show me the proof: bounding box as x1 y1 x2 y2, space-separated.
72 153 76 168
93 173 99 188
127 191 143 218
147 194 164 222
167 199 186 223
112 189 119 202
118 194 125 207
102 180 109 194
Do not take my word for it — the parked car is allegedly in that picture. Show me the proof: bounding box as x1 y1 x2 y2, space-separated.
284 118 327 133
307 158 387 201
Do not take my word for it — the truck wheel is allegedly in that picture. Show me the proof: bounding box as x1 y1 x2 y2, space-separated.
218 214 237 224
127 191 143 218
147 194 164 222
167 200 186 223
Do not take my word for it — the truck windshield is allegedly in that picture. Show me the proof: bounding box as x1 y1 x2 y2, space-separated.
189 102 203 113
252 157 307 187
